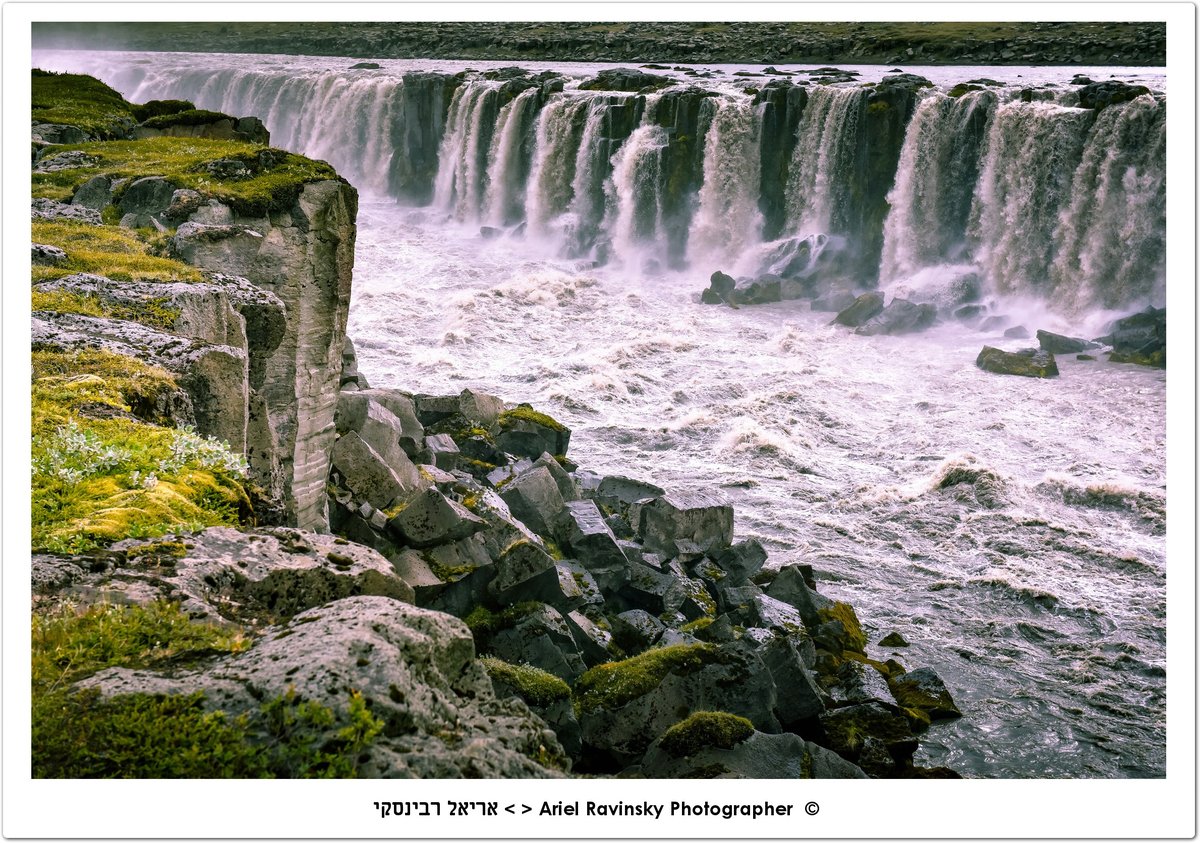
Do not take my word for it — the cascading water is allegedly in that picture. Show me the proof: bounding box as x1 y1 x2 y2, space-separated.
1049 95 1167 312
31 49 1170 779
785 86 869 238
689 95 765 268
969 100 1096 301
881 90 996 282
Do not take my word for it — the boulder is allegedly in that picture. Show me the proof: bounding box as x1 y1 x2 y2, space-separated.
758 636 825 726
32 198 101 224
489 540 557 595
578 67 673 93
1077 80 1151 110
1003 325 1031 339
556 499 628 589
31 243 67 266
386 487 486 548
423 433 460 470
71 175 114 210
330 431 417 510
532 453 579 501
638 492 734 558
975 346 1059 378
496 405 571 458
1036 329 1099 354
827 658 895 708
75 596 566 778
700 270 736 305
499 465 566 537
765 564 832 629
640 728 864 779
492 560 591 612
575 643 779 768
818 701 918 774
888 666 962 720
731 274 783 305
833 292 885 327
1104 306 1165 367
712 539 767 582
488 604 588 682
855 298 937 336
563 610 616 665
617 561 682 616
879 631 910 648
612 609 666 653
118 176 177 228
746 593 805 634
595 475 665 510
458 388 504 427
811 289 858 312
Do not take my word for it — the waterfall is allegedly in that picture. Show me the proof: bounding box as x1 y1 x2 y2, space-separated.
785 86 869 237
483 88 541 227
970 100 1095 300
880 90 995 282
608 124 669 265
688 95 763 267
432 81 501 222
524 96 591 239
1049 95 1166 311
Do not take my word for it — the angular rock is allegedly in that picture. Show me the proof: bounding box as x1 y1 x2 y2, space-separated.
458 388 504 427
1036 329 1099 354
118 176 177 228
32 197 101 224
496 405 571 458
700 270 736 305
330 431 413 510
1077 80 1151 110
617 561 680 615
71 175 114 210
819 701 918 771
563 610 616 664
578 67 672 92
532 453 579 502
811 289 857 312
712 539 767 581
888 666 962 720
855 298 937 336
759 636 825 726
31 243 67 265
879 631 910 648
424 433 460 470
833 292 885 327
386 487 485 548
556 499 628 589
640 729 866 779
1105 306 1165 367
828 658 896 708
499 465 566 537
595 475 666 510
612 609 666 653
975 346 1059 378
489 540 557 594
489 604 587 682
732 274 783 305
766 565 833 628
747 593 805 633
638 492 733 558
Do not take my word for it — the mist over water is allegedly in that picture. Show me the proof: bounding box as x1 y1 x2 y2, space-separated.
33 49 1168 778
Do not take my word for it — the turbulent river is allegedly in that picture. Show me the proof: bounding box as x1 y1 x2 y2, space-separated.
33 50 1168 778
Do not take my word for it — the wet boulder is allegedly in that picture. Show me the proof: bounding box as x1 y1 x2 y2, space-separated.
833 292 885 327
578 67 674 93
1077 80 1151 110
731 274 783 305
766 564 833 629
574 643 780 769
700 270 736 304
640 727 866 779
1036 329 1100 354
855 298 937 336
1103 306 1165 367
818 701 918 775
888 666 962 720
811 289 858 313
975 346 1059 378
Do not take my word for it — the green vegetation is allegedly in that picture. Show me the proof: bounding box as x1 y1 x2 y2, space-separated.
657 711 754 758
32 348 251 553
679 616 714 635
141 109 235 129
33 137 337 216
481 657 571 707
574 643 723 714
817 601 868 653
463 602 542 640
32 70 133 138
498 404 567 433
31 220 203 284
31 288 180 331
130 99 196 122
31 602 385 778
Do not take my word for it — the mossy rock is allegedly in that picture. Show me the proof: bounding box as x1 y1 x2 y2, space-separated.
481 657 571 708
817 601 868 653
498 404 568 433
657 711 754 758
140 109 236 129
948 83 983 98
130 99 197 122
573 643 724 714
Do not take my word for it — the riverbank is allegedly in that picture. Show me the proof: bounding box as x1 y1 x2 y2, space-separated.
32 21 1165 67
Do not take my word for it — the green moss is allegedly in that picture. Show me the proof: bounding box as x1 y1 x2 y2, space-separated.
680 616 714 635
32 348 181 430
31 70 133 138
428 561 472 582
498 404 567 433
31 137 338 217
948 83 983 98
574 643 724 714
32 289 181 331
465 601 542 640
481 657 571 707
31 220 203 284
31 351 252 553
544 538 566 561
817 601 868 653
131 99 197 122
140 109 235 129
657 711 754 758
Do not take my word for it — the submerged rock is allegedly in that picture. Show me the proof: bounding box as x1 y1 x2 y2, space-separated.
975 346 1059 378
855 298 936 336
1077 80 1151 110
833 292 885 327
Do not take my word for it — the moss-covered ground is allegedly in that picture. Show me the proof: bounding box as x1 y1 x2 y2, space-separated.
31 220 203 284
32 70 133 138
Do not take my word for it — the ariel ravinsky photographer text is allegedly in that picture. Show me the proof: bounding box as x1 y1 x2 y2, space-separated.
540 800 796 819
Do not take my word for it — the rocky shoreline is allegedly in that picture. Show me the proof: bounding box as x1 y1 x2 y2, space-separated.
33 21 1166 67
29 70 965 779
